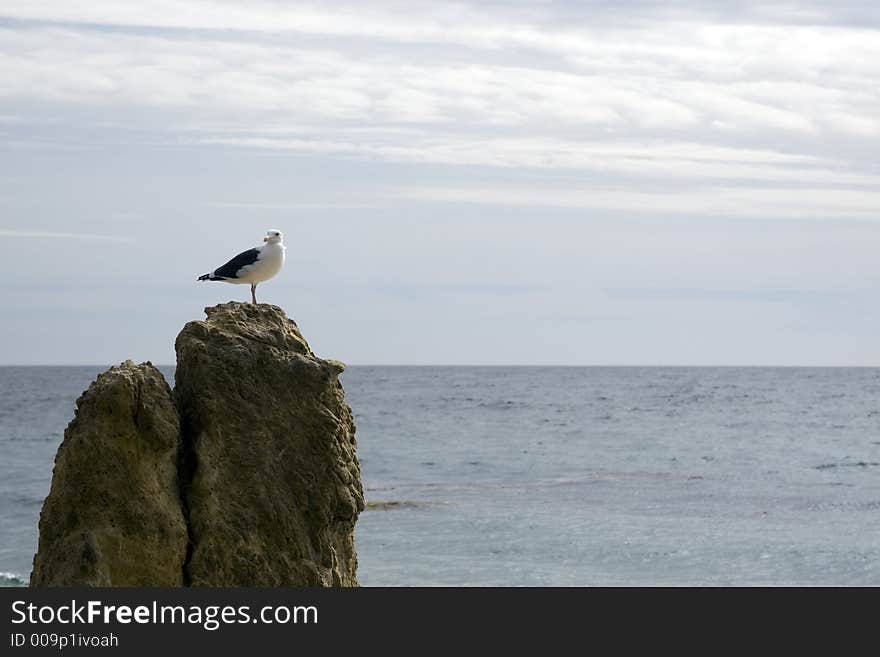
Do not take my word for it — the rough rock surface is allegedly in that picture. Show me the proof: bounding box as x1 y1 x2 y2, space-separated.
30 303 363 587
175 303 364 586
30 361 187 586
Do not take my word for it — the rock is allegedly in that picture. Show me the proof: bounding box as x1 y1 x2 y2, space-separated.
174 303 364 586
30 361 187 586
30 303 364 587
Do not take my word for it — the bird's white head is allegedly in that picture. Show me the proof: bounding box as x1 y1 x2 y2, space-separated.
263 229 283 244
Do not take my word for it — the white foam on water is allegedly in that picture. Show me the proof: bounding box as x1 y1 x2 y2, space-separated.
0 571 27 587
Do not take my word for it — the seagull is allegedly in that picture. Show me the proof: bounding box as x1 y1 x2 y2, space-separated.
198 229 285 304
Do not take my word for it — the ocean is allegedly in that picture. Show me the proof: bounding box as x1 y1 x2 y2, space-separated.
2 366 879 586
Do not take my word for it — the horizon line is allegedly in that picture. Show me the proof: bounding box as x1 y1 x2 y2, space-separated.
2 363 880 369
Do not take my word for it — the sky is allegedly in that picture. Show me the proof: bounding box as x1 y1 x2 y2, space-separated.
1 1 879 365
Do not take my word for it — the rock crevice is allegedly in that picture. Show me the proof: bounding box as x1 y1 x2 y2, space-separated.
176 410 198 587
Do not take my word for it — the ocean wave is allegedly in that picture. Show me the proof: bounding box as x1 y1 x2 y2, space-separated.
0 571 27 587
477 400 528 410
816 461 880 470
364 500 430 511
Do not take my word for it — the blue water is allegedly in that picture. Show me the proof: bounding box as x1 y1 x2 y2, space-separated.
2 366 879 586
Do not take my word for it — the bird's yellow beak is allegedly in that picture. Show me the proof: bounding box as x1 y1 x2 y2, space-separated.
263 236 269 242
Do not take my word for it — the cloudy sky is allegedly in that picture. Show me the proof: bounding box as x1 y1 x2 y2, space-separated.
1 1 879 365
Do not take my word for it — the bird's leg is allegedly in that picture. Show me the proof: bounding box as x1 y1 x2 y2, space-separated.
251 283 257 305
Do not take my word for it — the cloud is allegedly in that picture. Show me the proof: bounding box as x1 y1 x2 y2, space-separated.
205 201 385 211
604 287 845 304
0 1 877 218
388 184 880 219
198 134 878 187
0 229 131 242
0 12 877 136
1 2 880 364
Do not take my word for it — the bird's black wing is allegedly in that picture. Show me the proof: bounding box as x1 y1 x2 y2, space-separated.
210 248 260 279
